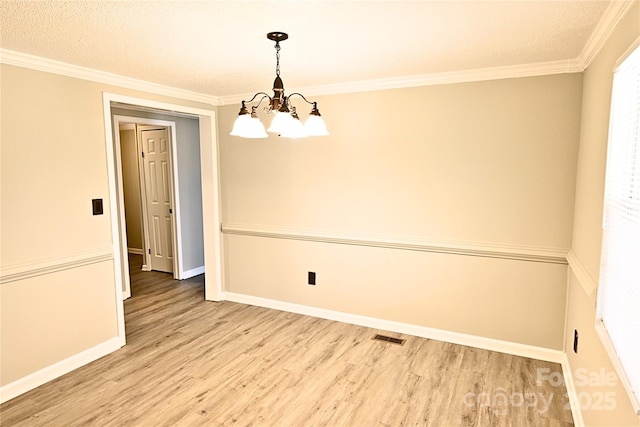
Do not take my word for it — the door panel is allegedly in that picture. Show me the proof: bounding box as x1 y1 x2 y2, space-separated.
141 128 174 273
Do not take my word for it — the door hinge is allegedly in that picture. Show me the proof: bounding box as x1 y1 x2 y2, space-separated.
169 208 173 214
141 151 145 158
148 248 151 255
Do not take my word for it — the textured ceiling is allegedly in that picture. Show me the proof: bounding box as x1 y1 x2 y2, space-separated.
0 1 614 98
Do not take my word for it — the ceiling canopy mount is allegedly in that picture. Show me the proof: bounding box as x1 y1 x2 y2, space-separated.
266 32 288 43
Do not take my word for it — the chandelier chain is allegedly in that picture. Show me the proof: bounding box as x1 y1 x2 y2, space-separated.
275 42 281 77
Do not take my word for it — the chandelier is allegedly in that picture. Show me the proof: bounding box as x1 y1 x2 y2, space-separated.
230 32 329 139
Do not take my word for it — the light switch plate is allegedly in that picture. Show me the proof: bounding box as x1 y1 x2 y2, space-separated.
92 199 103 215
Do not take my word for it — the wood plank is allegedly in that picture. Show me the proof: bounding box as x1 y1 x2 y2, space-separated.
0 254 573 426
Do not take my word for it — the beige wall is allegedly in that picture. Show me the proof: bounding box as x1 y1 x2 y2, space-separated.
0 63 215 387
225 235 568 348
218 73 583 349
565 3 640 425
220 75 581 248
0 262 118 384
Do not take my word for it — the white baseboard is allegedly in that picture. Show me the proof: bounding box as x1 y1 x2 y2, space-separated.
127 248 144 255
561 353 585 427
223 292 564 363
181 266 204 280
0 336 124 404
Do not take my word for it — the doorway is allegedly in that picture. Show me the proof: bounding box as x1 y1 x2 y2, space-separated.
103 93 224 345
114 116 181 299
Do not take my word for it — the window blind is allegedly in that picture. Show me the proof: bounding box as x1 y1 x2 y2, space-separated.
597 41 640 414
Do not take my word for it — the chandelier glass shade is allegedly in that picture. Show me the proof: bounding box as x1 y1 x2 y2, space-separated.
229 104 268 138
230 32 329 139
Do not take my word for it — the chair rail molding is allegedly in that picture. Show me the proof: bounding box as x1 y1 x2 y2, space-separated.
222 223 569 264
0 249 114 285
565 249 598 305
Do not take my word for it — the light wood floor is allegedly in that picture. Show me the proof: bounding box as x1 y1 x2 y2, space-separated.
1 255 574 426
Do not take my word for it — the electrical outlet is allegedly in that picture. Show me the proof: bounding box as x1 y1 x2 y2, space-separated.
573 329 579 353
308 272 316 285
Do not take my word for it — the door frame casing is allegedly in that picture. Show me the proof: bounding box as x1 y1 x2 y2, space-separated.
103 93 224 343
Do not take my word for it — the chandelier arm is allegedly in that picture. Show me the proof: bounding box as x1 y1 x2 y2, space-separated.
243 92 273 105
287 93 316 106
253 95 271 111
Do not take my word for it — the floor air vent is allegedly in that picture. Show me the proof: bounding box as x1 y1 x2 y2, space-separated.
372 334 406 345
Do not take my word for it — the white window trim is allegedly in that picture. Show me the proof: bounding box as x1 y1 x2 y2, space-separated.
595 34 640 416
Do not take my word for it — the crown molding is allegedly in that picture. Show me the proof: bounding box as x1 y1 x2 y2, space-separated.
219 59 582 105
3 0 635 109
576 0 638 70
0 49 222 106
219 2 638 106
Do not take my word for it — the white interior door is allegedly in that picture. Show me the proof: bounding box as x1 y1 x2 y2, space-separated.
141 127 174 273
